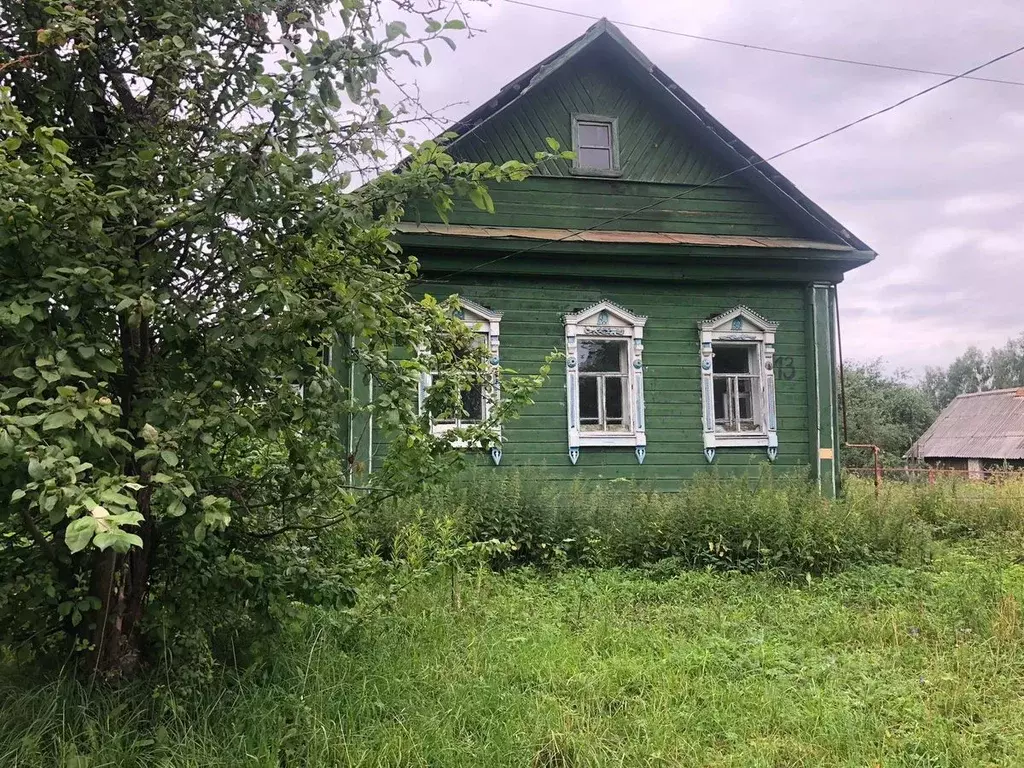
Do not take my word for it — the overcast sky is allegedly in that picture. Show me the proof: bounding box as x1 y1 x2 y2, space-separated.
388 0 1024 373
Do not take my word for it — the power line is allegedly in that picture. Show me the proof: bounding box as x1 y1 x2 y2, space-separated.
504 0 1024 89
421 39 1024 285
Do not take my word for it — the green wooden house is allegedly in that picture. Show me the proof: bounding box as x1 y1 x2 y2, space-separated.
367 20 875 496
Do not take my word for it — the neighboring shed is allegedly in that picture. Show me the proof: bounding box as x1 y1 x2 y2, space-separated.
907 388 1024 477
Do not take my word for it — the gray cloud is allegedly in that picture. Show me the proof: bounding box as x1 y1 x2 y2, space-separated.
389 0 1024 373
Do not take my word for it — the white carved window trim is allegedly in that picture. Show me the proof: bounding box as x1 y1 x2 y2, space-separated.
698 306 779 463
419 299 503 465
564 300 647 465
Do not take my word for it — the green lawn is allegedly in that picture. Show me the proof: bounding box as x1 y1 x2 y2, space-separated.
3 544 1024 767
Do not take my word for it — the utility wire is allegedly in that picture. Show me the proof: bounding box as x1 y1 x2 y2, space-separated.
421 38 1024 285
504 0 1024 88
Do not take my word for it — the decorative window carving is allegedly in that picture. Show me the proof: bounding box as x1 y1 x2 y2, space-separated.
571 114 620 176
564 301 646 465
420 299 503 465
698 306 779 463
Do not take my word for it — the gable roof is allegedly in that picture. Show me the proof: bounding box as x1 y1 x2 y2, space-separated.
907 388 1024 460
441 19 874 256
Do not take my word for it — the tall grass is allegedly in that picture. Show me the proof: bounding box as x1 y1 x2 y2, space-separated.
845 473 1024 540
363 469 931 575
2 546 1023 767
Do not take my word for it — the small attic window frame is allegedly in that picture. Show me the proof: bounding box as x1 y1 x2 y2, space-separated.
570 114 621 177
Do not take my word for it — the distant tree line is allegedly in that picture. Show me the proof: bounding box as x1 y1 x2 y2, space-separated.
841 332 1024 468
922 332 1024 410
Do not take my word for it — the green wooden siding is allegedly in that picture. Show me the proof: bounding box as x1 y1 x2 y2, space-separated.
457 48 726 185
410 176 809 237
407 47 811 240
370 277 813 490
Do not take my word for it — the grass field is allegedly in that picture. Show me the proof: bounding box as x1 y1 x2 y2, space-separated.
3 540 1024 767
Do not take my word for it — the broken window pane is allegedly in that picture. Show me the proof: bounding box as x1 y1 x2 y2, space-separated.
579 377 599 423
462 384 483 422
579 340 624 372
605 376 624 425
714 345 751 374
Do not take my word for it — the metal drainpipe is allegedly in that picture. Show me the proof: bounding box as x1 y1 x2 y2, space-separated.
835 289 882 496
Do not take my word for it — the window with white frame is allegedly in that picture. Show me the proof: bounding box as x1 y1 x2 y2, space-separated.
698 307 779 463
564 301 646 465
419 299 503 464
571 114 619 175
430 330 488 429
578 339 630 432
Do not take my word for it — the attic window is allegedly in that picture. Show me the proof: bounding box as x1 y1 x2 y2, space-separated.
571 114 620 176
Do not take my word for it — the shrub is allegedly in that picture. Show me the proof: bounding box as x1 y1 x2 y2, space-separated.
365 468 932 576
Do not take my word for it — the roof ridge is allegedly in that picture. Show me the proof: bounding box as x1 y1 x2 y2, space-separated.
956 387 1024 398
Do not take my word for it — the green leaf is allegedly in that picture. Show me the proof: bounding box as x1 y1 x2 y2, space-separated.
94 356 118 373
545 137 560 152
42 411 76 431
468 186 487 212
94 531 144 553
27 458 45 480
443 19 466 30
160 450 179 467
385 21 408 40
13 367 35 381
10 489 26 503
65 517 96 553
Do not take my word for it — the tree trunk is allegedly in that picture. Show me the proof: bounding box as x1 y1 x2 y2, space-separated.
85 312 155 679
86 495 154 679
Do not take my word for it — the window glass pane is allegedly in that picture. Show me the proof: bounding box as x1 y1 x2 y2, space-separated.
434 403 457 424
713 378 730 427
579 340 624 372
462 384 483 422
579 377 599 422
736 378 754 422
577 147 612 170
604 376 625 425
578 122 611 147
713 345 751 374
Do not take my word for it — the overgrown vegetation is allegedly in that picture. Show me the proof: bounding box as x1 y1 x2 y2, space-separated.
0 0 560 678
840 361 936 467
845 474 1024 540
362 470 932 576
2 544 1023 767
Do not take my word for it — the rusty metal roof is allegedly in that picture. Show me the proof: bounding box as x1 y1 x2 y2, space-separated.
394 222 856 252
907 388 1024 460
